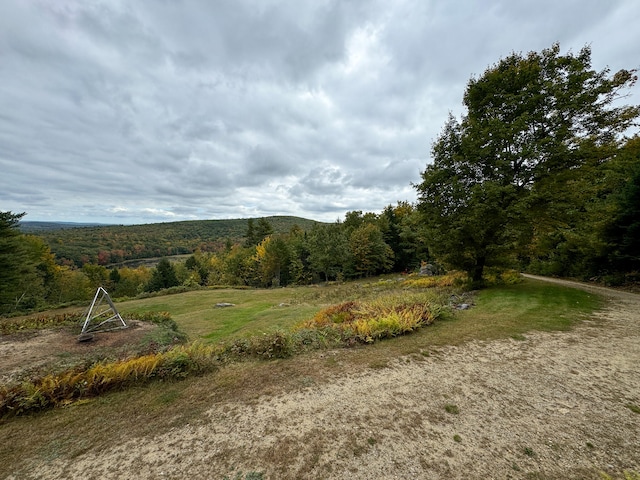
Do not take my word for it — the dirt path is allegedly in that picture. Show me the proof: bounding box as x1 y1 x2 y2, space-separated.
16 277 640 479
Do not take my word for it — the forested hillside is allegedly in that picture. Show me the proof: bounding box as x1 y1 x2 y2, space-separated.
22 216 319 267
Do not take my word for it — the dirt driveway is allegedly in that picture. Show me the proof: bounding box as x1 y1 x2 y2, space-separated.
13 276 640 479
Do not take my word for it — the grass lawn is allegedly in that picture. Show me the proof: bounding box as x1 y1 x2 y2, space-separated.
118 287 323 342
429 278 601 344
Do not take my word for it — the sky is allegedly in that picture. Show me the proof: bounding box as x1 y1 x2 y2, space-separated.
1 1 639 225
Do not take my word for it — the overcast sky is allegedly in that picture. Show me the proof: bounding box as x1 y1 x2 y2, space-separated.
1 0 639 225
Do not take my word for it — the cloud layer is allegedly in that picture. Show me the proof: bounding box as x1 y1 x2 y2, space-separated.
1 0 639 224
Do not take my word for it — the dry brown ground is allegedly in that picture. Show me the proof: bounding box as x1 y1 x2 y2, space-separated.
0 321 156 385
3 276 640 479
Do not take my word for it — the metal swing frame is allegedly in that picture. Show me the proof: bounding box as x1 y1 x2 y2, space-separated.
80 287 128 334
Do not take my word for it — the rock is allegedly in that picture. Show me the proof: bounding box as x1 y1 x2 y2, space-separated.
419 261 435 276
456 303 471 310
215 303 235 308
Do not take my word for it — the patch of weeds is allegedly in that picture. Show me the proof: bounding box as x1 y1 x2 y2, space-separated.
368 359 388 369
512 463 521 471
453 434 462 443
367 437 377 446
625 403 640 414
511 333 526 341
156 389 181 406
523 446 536 457
444 404 460 415
586 442 595 449
420 350 430 357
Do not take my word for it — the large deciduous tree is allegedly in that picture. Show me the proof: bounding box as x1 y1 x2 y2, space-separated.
308 223 349 282
416 44 639 285
348 223 394 277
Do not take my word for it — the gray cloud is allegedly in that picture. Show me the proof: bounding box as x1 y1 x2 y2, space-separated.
1 0 639 224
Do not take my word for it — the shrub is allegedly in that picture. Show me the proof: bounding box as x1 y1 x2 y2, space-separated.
218 331 295 360
0 342 223 418
401 272 467 289
0 312 82 335
296 293 441 345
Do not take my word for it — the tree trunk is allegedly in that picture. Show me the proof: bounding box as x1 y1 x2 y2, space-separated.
471 256 486 288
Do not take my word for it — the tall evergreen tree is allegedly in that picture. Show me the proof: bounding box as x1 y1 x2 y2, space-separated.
146 258 180 292
0 212 44 312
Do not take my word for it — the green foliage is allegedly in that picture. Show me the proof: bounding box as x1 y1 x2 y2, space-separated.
604 138 640 273
307 223 350 281
254 235 291 287
416 44 640 285
220 330 295 360
527 136 640 280
245 217 274 247
146 258 180 292
0 212 44 313
401 271 468 289
348 223 394 277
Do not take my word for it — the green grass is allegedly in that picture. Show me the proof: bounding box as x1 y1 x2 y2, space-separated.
428 279 601 344
118 287 322 342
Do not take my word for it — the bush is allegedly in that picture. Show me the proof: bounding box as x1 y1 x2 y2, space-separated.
0 312 82 335
0 341 223 418
219 330 295 360
401 272 467 289
297 293 442 345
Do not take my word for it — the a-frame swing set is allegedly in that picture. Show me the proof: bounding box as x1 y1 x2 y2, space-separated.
78 287 127 342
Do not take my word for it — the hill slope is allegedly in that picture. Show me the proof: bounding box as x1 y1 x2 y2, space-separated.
27 216 320 266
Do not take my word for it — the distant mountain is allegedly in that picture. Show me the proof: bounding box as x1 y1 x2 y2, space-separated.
27 216 322 267
19 221 111 232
